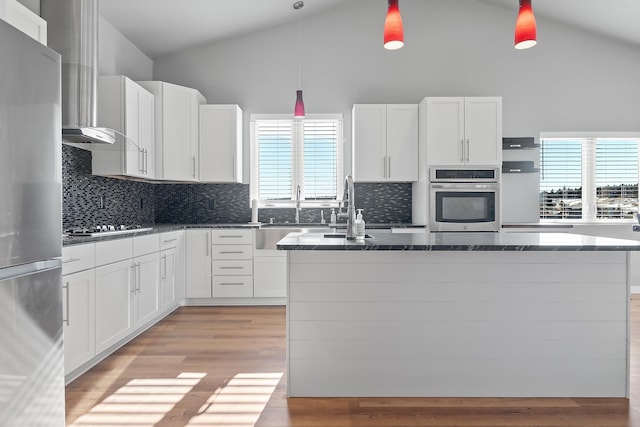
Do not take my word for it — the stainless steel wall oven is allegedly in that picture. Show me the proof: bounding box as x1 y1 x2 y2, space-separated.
429 167 500 232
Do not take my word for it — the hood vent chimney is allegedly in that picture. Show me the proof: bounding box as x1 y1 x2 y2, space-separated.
41 0 116 144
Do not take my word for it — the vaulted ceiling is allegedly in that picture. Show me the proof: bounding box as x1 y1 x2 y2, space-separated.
99 0 640 59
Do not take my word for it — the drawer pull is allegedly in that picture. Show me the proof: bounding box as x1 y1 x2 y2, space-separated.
220 266 243 270
220 251 245 254
162 239 177 243
218 235 244 239
63 257 80 264
219 282 244 286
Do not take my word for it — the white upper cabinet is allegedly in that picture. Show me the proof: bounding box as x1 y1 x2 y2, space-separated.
138 81 206 181
352 104 419 182
426 97 502 166
0 0 46 44
199 104 243 183
94 76 155 179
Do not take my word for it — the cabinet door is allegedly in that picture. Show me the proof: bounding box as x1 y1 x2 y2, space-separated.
95 260 133 353
132 252 160 329
175 231 186 302
253 253 287 298
124 77 143 177
426 98 465 166
352 104 387 181
185 229 212 298
199 104 242 183
464 97 502 166
138 85 155 178
386 104 419 181
160 248 176 312
62 269 95 375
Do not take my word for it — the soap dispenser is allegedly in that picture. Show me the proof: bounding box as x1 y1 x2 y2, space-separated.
355 209 365 239
330 209 336 225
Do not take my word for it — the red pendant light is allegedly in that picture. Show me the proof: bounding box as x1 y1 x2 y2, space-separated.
293 1 305 118
294 90 305 118
514 0 537 49
384 0 404 50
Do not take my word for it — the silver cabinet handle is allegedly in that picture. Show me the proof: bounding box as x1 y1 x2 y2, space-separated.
62 257 80 264
63 281 70 326
218 235 243 239
388 156 391 179
136 262 141 293
219 282 244 286
220 266 243 270
162 238 178 244
233 155 236 179
460 139 465 162
220 251 244 254
383 156 387 178
466 139 470 162
161 254 167 279
130 264 137 294
206 233 210 256
193 156 197 178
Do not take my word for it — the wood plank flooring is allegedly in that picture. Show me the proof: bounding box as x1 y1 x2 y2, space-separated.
66 297 640 426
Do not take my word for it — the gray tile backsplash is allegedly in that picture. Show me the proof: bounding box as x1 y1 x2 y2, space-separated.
62 145 155 229
62 144 413 228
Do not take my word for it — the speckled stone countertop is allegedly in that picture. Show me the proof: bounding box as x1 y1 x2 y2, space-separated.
62 223 424 246
276 231 640 251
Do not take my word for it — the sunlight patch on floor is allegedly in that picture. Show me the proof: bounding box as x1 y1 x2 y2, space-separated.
68 372 206 426
186 372 283 426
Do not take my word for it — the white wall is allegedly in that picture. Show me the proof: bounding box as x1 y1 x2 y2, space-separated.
152 0 640 183
98 15 152 80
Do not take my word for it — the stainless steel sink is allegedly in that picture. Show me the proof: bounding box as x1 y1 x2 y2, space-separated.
256 225 329 250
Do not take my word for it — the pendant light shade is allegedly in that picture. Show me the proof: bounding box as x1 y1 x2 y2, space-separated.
294 90 305 118
514 0 537 49
384 0 404 50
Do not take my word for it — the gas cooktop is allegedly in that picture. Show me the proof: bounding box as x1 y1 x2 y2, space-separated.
65 225 153 237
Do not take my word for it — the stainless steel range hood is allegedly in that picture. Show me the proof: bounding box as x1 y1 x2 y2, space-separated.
41 0 116 144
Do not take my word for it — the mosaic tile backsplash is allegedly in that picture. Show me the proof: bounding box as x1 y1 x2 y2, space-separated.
62 144 155 229
62 144 413 228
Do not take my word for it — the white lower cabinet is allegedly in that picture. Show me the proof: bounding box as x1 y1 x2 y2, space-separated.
211 229 253 298
253 250 287 298
185 229 212 297
95 259 134 354
62 269 95 375
160 247 176 312
132 252 161 329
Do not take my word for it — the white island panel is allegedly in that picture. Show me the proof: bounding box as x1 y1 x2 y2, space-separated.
287 250 629 397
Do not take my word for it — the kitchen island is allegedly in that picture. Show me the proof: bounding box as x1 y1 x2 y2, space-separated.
277 232 640 398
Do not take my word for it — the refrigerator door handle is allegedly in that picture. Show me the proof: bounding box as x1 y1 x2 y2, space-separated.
63 280 70 326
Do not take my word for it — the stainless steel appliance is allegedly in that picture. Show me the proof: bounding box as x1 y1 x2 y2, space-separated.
429 167 500 232
0 20 65 425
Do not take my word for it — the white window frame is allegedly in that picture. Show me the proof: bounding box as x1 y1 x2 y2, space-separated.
540 131 640 222
250 114 344 208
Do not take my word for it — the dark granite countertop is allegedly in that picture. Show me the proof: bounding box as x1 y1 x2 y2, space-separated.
276 231 640 251
62 223 426 246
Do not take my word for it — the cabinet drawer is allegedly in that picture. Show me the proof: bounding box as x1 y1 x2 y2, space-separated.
213 276 253 298
213 259 253 276
133 233 160 257
159 231 178 250
211 229 252 245
95 238 133 266
212 244 252 260
62 243 96 275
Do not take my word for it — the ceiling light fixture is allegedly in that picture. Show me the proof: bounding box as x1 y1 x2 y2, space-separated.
384 0 404 50
514 0 537 49
293 1 305 118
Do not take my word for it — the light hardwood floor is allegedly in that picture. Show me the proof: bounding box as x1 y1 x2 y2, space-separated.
66 297 640 426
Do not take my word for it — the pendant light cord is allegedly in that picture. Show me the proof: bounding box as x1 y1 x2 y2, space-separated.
296 5 302 89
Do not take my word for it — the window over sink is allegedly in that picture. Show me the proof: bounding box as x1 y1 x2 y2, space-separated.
539 132 640 221
250 114 343 205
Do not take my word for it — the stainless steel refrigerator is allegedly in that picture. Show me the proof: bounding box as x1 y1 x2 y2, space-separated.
0 19 65 426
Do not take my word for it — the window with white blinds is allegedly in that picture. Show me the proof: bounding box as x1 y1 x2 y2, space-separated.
251 115 343 202
540 135 639 220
